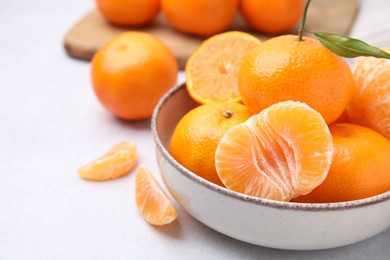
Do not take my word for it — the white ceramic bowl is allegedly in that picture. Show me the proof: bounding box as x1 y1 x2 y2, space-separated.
151 83 390 250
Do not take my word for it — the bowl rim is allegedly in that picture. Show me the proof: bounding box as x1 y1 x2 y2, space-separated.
151 83 390 211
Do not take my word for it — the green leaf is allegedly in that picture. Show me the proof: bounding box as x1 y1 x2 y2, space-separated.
313 32 390 59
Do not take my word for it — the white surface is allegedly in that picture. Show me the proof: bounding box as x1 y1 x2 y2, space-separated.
350 0 390 47
0 0 389 259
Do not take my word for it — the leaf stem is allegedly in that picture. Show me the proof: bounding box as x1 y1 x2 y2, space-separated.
298 0 312 41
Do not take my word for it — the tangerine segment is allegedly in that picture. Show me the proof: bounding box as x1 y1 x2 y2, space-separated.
78 141 138 181
96 0 160 26
161 0 238 36
215 101 334 201
135 165 177 225
91 32 178 120
186 31 261 104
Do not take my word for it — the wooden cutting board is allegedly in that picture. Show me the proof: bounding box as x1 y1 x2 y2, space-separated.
64 0 358 69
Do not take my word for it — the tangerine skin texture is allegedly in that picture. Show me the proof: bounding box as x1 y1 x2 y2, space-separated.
96 0 160 26
293 123 390 203
161 0 239 36
240 0 305 34
91 32 178 120
238 35 355 124
169 102 251 186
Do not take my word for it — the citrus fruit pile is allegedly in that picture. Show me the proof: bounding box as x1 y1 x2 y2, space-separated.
95 0 305 36
169 31 390 203
79 0 390 226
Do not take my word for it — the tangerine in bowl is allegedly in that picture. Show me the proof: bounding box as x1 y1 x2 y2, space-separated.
151 83 390 250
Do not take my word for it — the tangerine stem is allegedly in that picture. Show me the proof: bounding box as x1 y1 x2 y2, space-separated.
223 110 233 118
298 0 312 41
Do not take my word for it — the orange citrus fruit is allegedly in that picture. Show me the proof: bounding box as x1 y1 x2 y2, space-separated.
96 0 160 26
78 141 138 181
135 165 177 225
161 0 239 36
293 123 390 203
186 31 261 104
240 0 305 34
347 48 390 139
215 101 334 201
169 102 251 186
91 32 178 120
238 35 355 124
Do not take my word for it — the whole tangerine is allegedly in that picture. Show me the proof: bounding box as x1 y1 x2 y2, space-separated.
169 102 251 186
238 35 355 124
96 0 160 26
240 0 305 34
215 101 333 201
185 31 261 104
161 0 239 36
91 32 178 120
293 123 390 203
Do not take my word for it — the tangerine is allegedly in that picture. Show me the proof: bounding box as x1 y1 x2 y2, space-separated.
238 35 355 124
96 0 160 26
347 48 390 139
215 101 333 201
135 165 177 225
293 123 390 203
161 0 239 36
169 102 251 186
91 32 178 120
78 141 138 181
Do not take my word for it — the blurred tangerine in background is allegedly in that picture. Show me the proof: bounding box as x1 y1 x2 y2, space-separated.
161 0 239 36
135 165 177 225
96 0 160 26
91 31 178 120
240 0 306 34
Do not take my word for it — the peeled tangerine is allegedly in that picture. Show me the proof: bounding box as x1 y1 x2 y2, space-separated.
78 141 138 181
215 101 334 201
135 165 177 225
348 48 390 139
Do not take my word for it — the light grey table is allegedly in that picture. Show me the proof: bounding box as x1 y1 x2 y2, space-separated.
0 0 389 259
